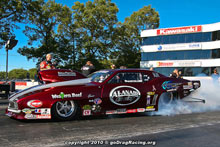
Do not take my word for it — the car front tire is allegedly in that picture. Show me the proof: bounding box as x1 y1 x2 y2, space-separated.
52 100 78 121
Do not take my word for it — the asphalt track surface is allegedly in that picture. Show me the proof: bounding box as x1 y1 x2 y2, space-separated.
1 101 220 147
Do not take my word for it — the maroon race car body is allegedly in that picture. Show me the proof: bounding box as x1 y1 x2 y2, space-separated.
6 69 201 120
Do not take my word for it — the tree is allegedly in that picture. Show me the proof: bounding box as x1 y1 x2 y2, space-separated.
8 69 27 79
18 0 70 66
57 6 79 69
71 0 119 69
28 68 37 79
112 5 159 68
16 1 160 70
0 0 43 49
0 71 6 80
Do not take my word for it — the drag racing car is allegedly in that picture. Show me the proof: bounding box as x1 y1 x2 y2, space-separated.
6 69 201 121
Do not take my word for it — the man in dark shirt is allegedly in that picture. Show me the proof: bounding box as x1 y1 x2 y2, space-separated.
81 61 95 76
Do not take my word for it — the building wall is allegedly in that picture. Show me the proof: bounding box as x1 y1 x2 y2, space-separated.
140 22 220 76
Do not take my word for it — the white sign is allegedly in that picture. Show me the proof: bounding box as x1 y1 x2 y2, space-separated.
141 43 202 52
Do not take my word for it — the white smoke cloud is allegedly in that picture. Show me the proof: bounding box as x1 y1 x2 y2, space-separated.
153 78 220 116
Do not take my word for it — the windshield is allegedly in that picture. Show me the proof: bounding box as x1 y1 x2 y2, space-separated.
88 71 113 83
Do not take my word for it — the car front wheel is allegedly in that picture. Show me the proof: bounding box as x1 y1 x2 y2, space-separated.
52 100 78 121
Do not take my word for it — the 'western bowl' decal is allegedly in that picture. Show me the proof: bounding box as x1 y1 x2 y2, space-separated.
109 86 141 106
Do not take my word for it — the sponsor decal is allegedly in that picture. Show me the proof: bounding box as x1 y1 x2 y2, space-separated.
35 108 50 115
146 95 151 105
58 72 76 77
157 26 202 35
88 94 95 98
151 94 158 106
152 85 156 91
127 109 137 113
25 114 37 119
146 106 155 111
109 86 141 106
36 114 51 119
147 92 155 95
106 110 117 115
124 80 143 83
137 108 145 112
83 110 91 116
51 92 82 99
82 105 92 110
27 100 43 108
162 81 181 90
116 108 127 114
22 108 35 114
93 98 102 105
106 108 146 115
91 105 101 112
143 74 150 82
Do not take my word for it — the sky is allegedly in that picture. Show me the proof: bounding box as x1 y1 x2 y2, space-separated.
1 0 220 72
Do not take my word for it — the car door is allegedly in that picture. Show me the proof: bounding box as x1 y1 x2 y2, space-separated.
101 72 150 112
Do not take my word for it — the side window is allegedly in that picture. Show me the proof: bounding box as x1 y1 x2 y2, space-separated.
108 72 143 84
108 73 124 84
123 73 143 83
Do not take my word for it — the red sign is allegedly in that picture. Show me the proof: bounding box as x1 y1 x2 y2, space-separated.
157 26 202 35
157 62 174 67
27 100 43 108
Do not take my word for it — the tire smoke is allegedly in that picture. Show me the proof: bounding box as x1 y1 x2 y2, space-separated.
154 78 220 116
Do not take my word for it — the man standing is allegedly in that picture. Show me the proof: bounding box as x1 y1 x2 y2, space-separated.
170 69 179 78
212 68 219 83
39 54 56 71
81 61 95 76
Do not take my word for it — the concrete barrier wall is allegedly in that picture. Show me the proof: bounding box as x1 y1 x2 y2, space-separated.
15 82 38 90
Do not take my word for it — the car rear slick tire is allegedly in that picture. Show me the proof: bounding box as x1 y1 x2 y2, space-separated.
52 100 78 121
158 92 175 110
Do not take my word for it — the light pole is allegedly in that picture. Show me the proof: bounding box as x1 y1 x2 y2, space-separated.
5 37 18 82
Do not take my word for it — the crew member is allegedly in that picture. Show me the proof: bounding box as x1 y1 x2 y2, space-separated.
212 68 219 82
39 54 56 71
170 69 179 78
81 61 95 76
111 64 116 69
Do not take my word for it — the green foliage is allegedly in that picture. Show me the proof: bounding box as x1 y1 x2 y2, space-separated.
15 0 159 71
0 71 6 79
112 5 159 68
8 68 28 79
70 0 119 69
17 0 68 65
0 0 44 48
28 68 37 79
